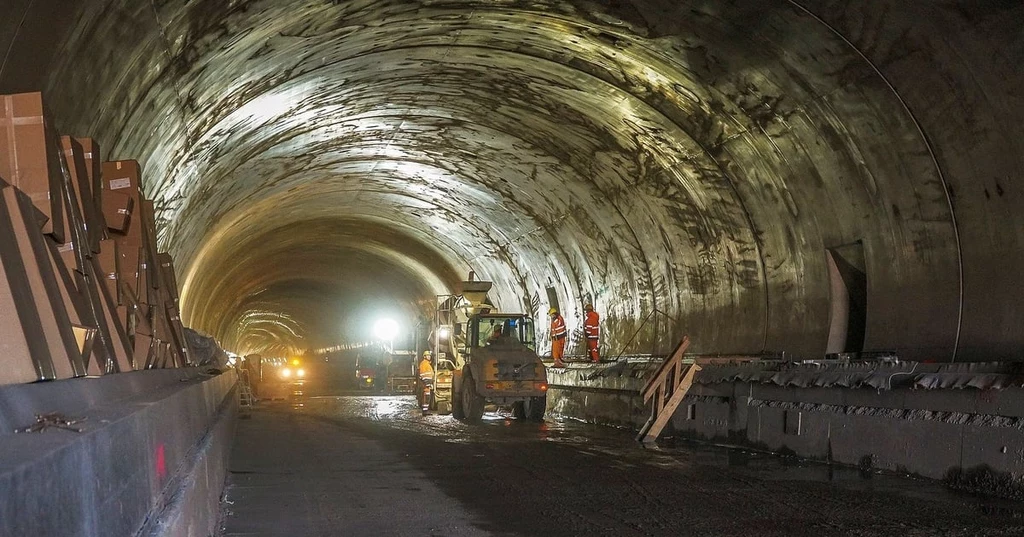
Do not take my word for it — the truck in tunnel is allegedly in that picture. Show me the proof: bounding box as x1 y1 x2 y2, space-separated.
1 1 1024 536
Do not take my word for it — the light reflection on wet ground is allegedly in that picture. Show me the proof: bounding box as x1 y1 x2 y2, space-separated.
254 386 1024 521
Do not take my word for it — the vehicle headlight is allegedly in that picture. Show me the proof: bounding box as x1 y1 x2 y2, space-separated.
281 368 292 378
296 369 305 378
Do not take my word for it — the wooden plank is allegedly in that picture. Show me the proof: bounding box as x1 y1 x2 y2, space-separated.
641 336 690 402
640 364 701 445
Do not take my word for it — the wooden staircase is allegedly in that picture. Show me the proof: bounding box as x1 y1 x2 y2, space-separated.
637 336 698 445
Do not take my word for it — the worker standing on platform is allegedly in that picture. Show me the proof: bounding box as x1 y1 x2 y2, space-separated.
584 304 600 363
549 307 567 368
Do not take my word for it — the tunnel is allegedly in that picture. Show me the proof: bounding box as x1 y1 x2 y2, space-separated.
2 2 1024 535
4 0 1021 363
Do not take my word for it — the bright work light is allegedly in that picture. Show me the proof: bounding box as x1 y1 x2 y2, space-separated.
373 318 399 341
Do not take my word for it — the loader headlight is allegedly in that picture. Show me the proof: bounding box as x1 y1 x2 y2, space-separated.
281 368 292 378
296 369 305 378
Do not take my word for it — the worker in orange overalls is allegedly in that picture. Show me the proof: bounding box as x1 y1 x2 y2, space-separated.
583 303 600 363
418 351 434 408
549 307 567 368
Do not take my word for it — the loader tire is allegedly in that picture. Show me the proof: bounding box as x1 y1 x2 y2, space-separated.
512 401 526 419
452 390 465 420
461 376 484 423
525 395 546 422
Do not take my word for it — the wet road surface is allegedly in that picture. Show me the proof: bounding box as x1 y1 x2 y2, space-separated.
221 390 1024 536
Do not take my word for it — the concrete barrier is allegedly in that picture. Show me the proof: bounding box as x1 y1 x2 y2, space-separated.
671 363 1024 497
548 359 1024 497
545 360 658 429
0 368 237 537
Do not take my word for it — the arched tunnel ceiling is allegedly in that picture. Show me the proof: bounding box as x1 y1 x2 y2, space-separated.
1 1 1022 360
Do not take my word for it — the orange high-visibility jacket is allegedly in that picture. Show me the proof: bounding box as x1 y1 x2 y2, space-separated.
584 311 600 340
419 359 434 380
551 315 567 339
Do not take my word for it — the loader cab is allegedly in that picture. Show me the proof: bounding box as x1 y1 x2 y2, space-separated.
467 314 536 351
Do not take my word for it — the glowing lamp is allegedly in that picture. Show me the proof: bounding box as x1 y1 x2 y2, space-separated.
373 318 399 341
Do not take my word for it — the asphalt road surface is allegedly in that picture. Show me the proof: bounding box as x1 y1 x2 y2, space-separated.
220 388 1024 536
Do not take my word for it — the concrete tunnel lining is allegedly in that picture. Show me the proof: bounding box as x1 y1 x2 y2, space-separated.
2 1 1022 361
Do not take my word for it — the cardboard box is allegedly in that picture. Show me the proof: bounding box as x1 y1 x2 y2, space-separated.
47 245 110 372
114 237 139 299
139 199 160 291
60 136 104 253
117 305 129 335
96 239 120 304
137 247 150 301
0 182 82 380
0 185 53 384
101 160 142 202
46 237 103 378
133 333 153 370
86 256 134 372
134 302 153 337
157 252 179 302
102 189 133 233
166 302 191 366
57 241 80 276
75 138 105 239
0 92 65 243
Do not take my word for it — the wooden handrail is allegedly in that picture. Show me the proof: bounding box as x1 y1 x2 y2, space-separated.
637 335 698 445
640 335 690 403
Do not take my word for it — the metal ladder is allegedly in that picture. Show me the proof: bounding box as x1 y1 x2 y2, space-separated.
637 336 698 445
238 368 256 408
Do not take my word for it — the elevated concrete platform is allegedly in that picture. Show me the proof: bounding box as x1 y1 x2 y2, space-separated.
545 359 657 428
675 361 1024 496
0 368 237 537
547 359 1024 497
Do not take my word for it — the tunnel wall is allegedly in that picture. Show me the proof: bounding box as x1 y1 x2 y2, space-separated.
0 369 236 537
802 2 1024 361
0 1 1021 361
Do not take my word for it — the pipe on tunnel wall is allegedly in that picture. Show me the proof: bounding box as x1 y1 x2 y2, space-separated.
1 0 1020 361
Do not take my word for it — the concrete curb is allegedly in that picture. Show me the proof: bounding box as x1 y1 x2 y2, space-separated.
0 368 237 537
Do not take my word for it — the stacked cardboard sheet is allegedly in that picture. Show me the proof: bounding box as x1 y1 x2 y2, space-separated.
0 92 192 385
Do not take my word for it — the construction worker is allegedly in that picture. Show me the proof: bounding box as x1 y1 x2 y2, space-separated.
419 351 434 380
487 324 503 345
549 307 567 368
584 303 600 362
418 351 434 407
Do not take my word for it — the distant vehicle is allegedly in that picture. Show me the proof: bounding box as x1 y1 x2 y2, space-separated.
385 350 417 394
275 357 307 382
354 354 378 390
